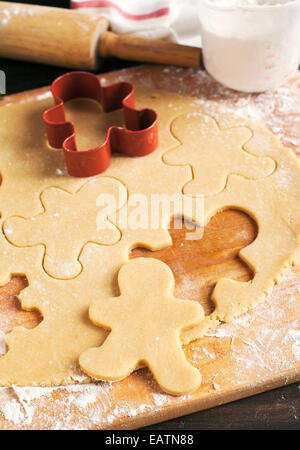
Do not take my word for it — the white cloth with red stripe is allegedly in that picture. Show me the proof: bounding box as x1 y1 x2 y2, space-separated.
71 0 202 46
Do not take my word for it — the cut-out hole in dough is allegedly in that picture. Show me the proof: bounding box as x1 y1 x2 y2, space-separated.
0 276 42 357
130 209 257 316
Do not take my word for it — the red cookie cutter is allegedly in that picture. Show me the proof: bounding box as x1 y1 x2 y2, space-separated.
42 71 158 177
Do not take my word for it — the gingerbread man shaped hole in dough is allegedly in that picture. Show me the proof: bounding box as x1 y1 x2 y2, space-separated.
79 258 204 395
163 113 275 196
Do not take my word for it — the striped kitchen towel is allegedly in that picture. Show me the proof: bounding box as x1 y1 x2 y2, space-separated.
70 0 201 46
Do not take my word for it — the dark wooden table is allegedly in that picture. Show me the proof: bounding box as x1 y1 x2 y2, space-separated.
0 0 299 431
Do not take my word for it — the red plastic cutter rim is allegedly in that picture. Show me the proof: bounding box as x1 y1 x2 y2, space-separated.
42 71 158 177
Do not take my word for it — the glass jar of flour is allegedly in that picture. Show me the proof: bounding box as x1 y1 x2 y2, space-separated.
196 0 300 92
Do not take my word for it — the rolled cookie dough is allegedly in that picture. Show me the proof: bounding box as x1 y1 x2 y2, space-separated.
0 86 298 389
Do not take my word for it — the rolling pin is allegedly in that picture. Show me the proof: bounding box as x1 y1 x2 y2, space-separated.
0 2 202 70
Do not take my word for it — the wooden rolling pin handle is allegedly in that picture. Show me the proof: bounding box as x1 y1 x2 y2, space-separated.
99 31 202 68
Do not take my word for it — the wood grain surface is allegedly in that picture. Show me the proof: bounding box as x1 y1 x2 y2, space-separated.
0 65 299 430
131 213 256 317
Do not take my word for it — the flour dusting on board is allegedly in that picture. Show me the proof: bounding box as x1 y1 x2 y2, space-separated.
101 67 300 153
203 269 300 383
0 383 114 430
0 269 299 429
0 330 6 357
0 67 299 430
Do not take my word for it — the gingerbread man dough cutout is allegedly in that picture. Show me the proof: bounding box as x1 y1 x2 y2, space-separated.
163 113 276 195
3 177 127 280
79 258 203 395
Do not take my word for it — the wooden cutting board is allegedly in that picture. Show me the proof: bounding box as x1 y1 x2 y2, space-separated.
0 65 299 430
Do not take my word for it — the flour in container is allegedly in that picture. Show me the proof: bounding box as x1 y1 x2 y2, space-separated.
197 0 300 92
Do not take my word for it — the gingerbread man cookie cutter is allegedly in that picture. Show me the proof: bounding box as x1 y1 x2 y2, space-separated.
43 71 158 177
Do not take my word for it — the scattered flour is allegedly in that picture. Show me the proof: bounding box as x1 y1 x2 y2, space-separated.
204 269 300 383
152 392 172 407
0 330 6 357
0 382 114 430
0 399 22 425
